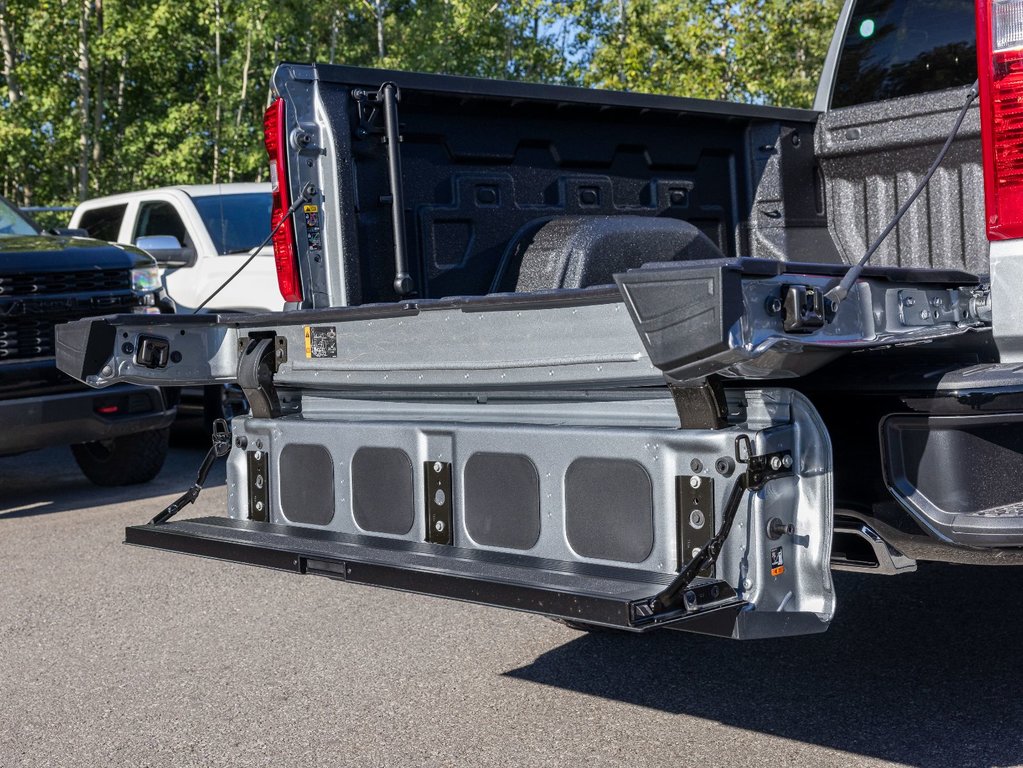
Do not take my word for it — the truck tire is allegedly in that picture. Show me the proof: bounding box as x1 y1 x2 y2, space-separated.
71 427 170 486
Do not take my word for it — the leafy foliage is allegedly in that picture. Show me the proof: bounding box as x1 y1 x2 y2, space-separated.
0 0 841 208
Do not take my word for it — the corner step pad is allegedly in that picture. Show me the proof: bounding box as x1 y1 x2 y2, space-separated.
125 517 745 632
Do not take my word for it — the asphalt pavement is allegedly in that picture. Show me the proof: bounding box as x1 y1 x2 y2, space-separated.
2 424 1023 768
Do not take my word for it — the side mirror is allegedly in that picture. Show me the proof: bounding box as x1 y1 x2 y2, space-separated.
135 235 197 268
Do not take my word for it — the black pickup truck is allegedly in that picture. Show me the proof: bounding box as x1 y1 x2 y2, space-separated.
0 197 174 485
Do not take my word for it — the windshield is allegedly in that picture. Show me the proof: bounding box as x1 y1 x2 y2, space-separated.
0 197 40 236
831 0 976 108
190 192 272 254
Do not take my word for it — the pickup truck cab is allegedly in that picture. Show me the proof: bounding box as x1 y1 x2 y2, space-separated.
55 0 1023 638
70 184 283 313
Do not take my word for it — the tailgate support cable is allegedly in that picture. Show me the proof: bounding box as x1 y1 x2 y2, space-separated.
150 418 232 525
193 184 316 313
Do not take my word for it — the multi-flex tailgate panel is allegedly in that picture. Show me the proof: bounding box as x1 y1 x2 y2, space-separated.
125 516 743 633
56 259 987 395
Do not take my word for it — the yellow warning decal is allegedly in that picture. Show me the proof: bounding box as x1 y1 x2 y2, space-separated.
304 326 312 358
771 566 785 577
303 204 318 214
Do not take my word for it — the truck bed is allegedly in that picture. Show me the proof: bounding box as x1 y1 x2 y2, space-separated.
276 64 837 308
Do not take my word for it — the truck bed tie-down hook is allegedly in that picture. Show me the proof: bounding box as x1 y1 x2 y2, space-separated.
149 418 232 525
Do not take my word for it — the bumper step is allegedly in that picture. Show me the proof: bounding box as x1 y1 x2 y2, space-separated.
125 517 747 634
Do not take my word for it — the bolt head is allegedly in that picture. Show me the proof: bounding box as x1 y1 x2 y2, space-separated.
434 520 445 532
769 455 783 471
781 454 794 469
433 461 443 473
920 309 930 320
255 501 264 512
254 450 262 461
689 509 705 529
689 476 701 489
742 578 753 590
903 296 916 307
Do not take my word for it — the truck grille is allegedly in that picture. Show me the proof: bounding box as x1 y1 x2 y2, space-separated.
0 270 135 361
0 269 130 296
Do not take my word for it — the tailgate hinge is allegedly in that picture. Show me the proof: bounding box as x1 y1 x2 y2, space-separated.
237 336 283 419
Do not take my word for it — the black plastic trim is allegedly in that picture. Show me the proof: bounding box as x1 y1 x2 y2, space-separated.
124 517 744 633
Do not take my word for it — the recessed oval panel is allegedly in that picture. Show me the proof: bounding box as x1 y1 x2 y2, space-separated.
464 452 540 550
565 458 653 563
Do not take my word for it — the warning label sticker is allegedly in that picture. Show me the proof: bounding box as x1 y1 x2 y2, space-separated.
303 204 322 252
304 326 337 359
770 546 785 577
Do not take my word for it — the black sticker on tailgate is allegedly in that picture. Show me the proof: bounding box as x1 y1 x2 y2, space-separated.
304 204 322 252
304 326 337 358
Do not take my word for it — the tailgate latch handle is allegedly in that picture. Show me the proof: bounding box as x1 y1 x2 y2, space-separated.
150 418 232 525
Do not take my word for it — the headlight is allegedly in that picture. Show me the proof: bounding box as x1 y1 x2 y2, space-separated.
131 265 161 293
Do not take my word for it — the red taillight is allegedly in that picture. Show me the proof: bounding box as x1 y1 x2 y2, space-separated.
977 0 1023 239
263 98 302 302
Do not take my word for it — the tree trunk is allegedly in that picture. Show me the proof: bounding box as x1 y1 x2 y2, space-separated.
115 51 127 136
617 0 627 88
91 0 104 181
77 0 92 201
230 29 252 183
375 0 385 62
212 0 222 183
329 8 339 64
0 0 22 103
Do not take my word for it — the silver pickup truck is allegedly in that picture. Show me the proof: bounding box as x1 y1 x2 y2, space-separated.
54 0 1023 639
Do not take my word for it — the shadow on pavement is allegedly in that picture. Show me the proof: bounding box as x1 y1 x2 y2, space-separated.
0 418 226 519
507 565 1023 768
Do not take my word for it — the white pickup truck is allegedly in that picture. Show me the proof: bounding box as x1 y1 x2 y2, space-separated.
70 184 284 314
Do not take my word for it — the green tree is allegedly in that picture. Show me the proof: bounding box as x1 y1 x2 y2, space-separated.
554 0 841 105
0 0 842 208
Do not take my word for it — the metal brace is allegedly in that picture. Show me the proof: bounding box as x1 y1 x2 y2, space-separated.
150 419 232 525
352 82 413 296
634 434 793 618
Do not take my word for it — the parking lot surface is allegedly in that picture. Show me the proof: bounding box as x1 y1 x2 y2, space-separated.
2 427 1023 768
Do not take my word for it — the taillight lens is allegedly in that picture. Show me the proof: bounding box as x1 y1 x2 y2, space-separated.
263 98 302 302
978 0 1023 239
